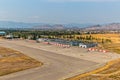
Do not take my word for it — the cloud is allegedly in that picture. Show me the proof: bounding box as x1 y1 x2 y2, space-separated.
46 0 119 2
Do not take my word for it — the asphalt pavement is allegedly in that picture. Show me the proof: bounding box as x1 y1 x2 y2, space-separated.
0 40 99 80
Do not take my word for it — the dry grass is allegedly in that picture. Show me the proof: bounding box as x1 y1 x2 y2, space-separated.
70 33 119 43
84 33 120 43
101 43 120 54
79 59 120 80
90 34 120 54
0 47 42 76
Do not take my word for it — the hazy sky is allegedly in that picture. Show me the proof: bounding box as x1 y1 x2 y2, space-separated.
0 0 120 24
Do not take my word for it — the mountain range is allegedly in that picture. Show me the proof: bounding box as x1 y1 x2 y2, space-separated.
0 21 93 29
84 23 120 31
0 21 120 31
0 21 42 29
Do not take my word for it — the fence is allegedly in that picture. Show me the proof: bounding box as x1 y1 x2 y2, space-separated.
88 48 108 53
42 41 71 48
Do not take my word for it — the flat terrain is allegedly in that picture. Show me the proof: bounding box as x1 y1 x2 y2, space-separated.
3 39 120 63
0 39 119 80
0 47 42 76
67 33 120 80
0 39 98 80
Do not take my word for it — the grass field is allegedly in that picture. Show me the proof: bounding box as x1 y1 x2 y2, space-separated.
0 47 42 76
84 33 120 43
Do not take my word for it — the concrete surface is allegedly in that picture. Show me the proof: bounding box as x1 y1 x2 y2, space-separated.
0 40 99 80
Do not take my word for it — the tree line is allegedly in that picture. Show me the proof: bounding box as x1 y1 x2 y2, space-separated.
4 30 112 43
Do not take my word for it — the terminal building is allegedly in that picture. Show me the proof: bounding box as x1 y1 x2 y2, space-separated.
37 38 97 48
79 43 98 48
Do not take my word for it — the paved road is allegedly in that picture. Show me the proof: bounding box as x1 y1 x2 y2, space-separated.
0 40 99 80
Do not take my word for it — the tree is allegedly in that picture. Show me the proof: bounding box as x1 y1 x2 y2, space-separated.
101 38 104 44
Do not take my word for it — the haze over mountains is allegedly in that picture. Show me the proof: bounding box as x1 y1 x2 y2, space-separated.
0 21 42 29
84 23 120 31
0 21 120 30
0 21 93 29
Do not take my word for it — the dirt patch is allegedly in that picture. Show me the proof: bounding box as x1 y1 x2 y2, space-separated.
0 47 42 76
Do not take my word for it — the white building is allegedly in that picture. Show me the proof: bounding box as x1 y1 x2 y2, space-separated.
36 38 47 43
79 43 87 48
5 34 13 39
79 43 97 48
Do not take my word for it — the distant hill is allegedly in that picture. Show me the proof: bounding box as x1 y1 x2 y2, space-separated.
83 23 120 31
33 24 65 30
32 23 93 30
0 21 93 30
0 21 43 29
1 21 120 31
